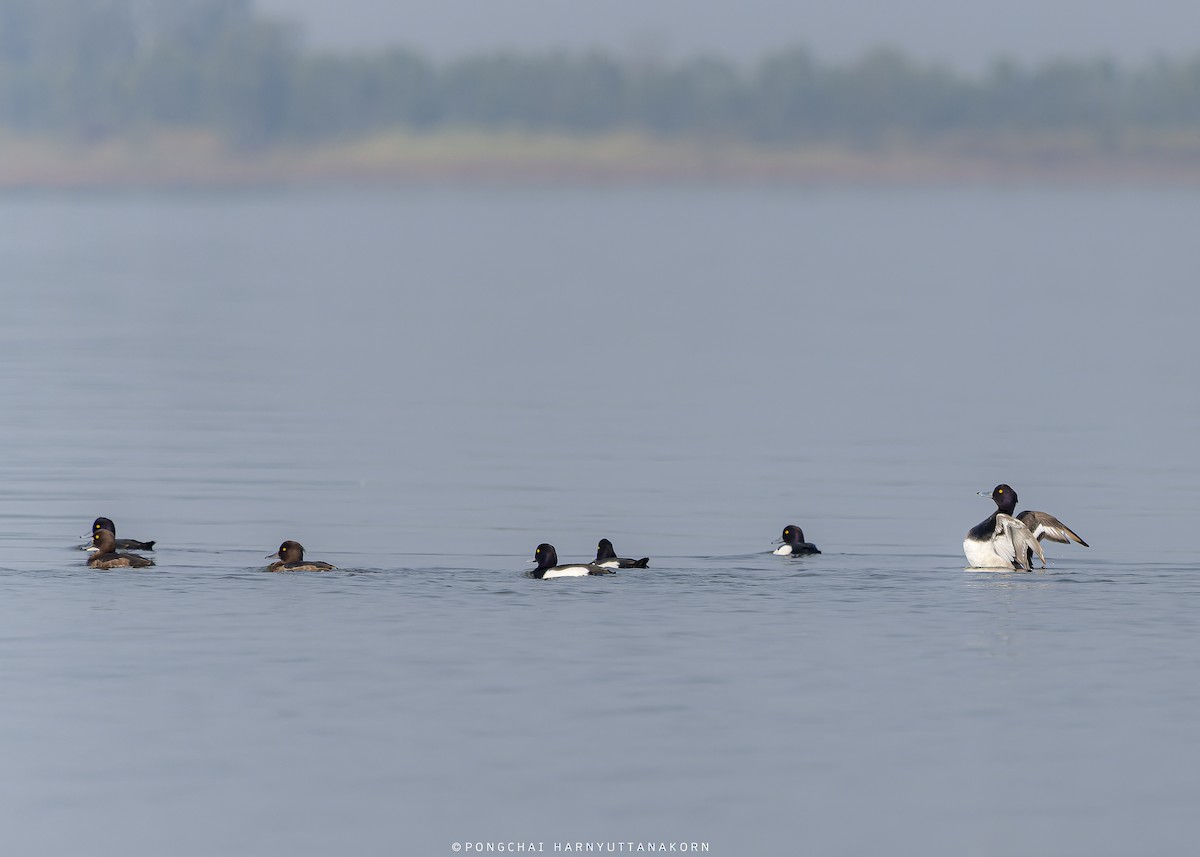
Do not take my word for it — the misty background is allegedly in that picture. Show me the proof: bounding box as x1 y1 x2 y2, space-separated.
1 0 1199 171
260 0 1199 70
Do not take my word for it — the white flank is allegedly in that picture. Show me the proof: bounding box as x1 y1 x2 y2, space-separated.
963 536 1013 569
963 514 1045 570
541 565 592 579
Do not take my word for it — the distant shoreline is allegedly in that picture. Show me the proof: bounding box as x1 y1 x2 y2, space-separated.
4 130 1200 188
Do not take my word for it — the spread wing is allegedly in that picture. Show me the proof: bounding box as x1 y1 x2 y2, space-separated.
1017 510 1089 546
996 513 1045 570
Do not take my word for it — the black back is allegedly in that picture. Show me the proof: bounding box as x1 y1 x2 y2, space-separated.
595 538 649 567
91 516 155 550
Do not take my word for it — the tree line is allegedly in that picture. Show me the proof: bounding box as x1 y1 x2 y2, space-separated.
3 0 1200 147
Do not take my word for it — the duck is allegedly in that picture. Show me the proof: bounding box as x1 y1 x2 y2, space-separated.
265 540 337 572
964 484 1088 569
83 516 155 552
528 543 615 579
594 538 649 569
87 529 155 569
772 525 820 555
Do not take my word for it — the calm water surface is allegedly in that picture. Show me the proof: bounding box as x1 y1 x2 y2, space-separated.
1 186 1199 855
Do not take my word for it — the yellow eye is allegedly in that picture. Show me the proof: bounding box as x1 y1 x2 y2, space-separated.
998 489 1004 493
784 529 790 535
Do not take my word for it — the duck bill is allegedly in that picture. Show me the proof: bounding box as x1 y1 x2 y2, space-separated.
265 552 280 559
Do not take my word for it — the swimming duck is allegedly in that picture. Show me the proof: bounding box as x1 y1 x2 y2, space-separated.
594 538 649 569
266 540 336 572
529 543 615 579
772 525 820 555
83 516 155 551
87 529 155 569
964 484 1087 569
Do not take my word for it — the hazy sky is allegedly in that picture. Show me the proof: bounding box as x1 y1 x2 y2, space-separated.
257 0 1200 68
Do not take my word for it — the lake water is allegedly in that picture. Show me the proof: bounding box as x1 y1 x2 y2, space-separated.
1 186 1199 856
